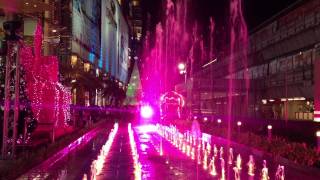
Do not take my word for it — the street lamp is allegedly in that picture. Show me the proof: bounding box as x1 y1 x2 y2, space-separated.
178 63 186 71
237 121 242 133
178 63 187 84
217 119 222 128
267 125 272 141
316 130 320 152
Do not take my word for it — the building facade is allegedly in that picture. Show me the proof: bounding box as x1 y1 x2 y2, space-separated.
0 0 136 130
177 0 320 122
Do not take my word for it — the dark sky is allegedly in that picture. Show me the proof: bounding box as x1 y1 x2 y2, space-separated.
243 0 300 30
141 0 300 32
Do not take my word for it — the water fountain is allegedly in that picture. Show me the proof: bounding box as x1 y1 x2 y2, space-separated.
207 143 211 155
220 147 224 159
228 0 250 120
275 165 285 180
90 160 97 180
191 147 195 160
197 146 202 164
227 3 250 180
236 154 242 170
233 166 241 180
203 150 208 170
228 148 234 165
209 155 217 176
214 145 218 157
82 174 88 180
220 157 226 180
157 124 287 180
261 160 270 180
182 139 186 153
247 155 255 177
209 17 216 61
88 123 119 178
129 123 142 180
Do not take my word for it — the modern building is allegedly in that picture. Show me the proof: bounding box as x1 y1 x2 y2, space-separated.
177 0 320 122
0 0 132 109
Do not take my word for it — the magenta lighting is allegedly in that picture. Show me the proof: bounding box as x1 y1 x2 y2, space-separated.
141 105 154 119
178 63 186 71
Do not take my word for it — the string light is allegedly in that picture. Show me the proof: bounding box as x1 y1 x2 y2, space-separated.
20 22 71 133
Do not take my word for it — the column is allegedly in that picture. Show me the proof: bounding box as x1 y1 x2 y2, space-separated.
314 45 320 122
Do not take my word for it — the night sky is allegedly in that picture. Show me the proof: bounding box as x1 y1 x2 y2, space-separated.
141 0 300 32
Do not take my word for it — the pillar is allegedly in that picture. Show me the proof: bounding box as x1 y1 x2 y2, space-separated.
314 44 320 122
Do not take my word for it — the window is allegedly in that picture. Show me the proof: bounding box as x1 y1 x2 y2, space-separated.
303 50 313 65
72 88 77 104
84 63 91 72
293 53 303 69
286 56 293 71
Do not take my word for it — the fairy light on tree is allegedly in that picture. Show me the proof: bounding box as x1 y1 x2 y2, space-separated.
19 22 72 138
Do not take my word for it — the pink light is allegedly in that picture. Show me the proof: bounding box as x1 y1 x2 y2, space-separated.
217 119 222 123
178 63 186 71
141 105 154 119
89 123 118 177
20 21 71 133
128 123 142 180
136 124 157 133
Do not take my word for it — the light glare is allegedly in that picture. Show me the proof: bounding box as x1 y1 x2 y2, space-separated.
141 105 154 119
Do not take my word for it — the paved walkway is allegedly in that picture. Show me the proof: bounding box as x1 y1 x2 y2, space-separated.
96 126 134 180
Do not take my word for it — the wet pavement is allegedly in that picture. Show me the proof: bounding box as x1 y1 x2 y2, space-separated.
18 123 320 180
96 127 134 180
18 124 113 180
134 125 213 180
155 124 320 180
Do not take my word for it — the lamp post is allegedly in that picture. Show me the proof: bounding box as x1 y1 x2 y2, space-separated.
237 121 242 134
217 118 222 128
178 63 187 84
178 62 189 120
267 125 272 141
316 130 320 152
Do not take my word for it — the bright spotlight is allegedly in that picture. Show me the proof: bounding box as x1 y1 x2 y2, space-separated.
178 63 186 71
141 105 154 119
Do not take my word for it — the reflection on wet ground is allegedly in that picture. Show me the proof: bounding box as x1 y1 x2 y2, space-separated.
18 124 113 180
134 124 213 180
18 123 320 180
96 126 134 180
